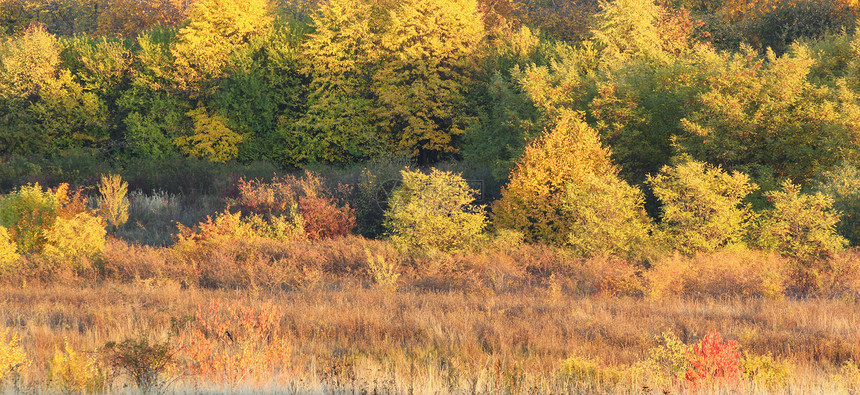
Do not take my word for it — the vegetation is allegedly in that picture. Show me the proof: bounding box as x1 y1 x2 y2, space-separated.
0 0 860 392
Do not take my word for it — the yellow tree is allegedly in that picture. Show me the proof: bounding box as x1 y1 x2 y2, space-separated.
172 0 273 86
296 0 382 163
493 111 621 246
373 0 486 159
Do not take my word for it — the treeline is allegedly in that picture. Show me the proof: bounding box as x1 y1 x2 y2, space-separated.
1 0 860 237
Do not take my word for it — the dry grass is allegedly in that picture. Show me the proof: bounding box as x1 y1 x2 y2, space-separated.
0 282 859 394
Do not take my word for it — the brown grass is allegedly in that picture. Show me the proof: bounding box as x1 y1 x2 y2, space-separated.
1 281 859 393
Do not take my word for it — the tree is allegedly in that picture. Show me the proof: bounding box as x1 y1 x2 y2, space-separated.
172 0 274 86
814 161 860 246
677 46 856 185
492 112 615 245
754 180 846 262
96 0 190 37
648 158 757 255
0 25 108 154
563 171 652 258
295 0 382 164
373 0 486 160
384 168 486 253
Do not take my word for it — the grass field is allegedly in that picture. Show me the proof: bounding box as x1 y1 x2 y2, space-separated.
1 280 859 394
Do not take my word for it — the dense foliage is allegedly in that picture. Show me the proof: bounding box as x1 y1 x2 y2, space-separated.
1 0 860 264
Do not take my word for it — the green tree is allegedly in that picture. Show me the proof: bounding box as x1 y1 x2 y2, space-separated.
648 158 757 255
814 161 860 246
384 168 486 253
677 46 857 185
563 171 652 258
753 180 846 262
295 0 382 164
0 26 108 155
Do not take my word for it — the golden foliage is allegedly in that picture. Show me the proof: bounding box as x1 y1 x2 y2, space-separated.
0 329 28 385
175 106 244 162
492 112 614 245
172 0 273 83
42 212 107 267
48 340 109 394
97 173 129 231
0 226 19 273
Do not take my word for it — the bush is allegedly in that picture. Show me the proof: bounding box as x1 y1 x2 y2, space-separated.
365 248 400 290
741 352 793 390
685 332 743 392
42 213 107 268
753 180 846 263
492 113 615 246
48 340 110 394
298 196 356 240
641 332 691 391
648 159 757 255
175 301 291 386
384 168 486 253
105 336 174 392
0 329 28 386
0 183 60 253
0 226 19 272
562 173 652 258
97 173 129 232
235 172 354 240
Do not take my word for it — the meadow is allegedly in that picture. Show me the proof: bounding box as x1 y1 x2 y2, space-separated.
2 262 860 394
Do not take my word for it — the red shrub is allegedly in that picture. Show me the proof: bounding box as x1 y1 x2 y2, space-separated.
685 332 743 391
299 196 356 240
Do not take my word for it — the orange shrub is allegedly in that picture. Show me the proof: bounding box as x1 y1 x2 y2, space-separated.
235 172 355 240
176 300 292 387
298 196 356 240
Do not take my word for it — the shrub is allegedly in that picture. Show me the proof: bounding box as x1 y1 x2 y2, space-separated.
176 301 291 386
365 248 400 290
97 173 129 232
648 159 757 255
562 173 652 258
0 329 28 386
753 180 846 262
48 340 110 394
42 213 107 269
235 171 324 217
644 332 691 390
298 196 356 240
235 172 354 240
741 352 793 390
814 161 860 246
492 113 615 245
685 332 743 391
105 336 174 392
0 183 60 253
0 226 19 272
384 168 486 253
